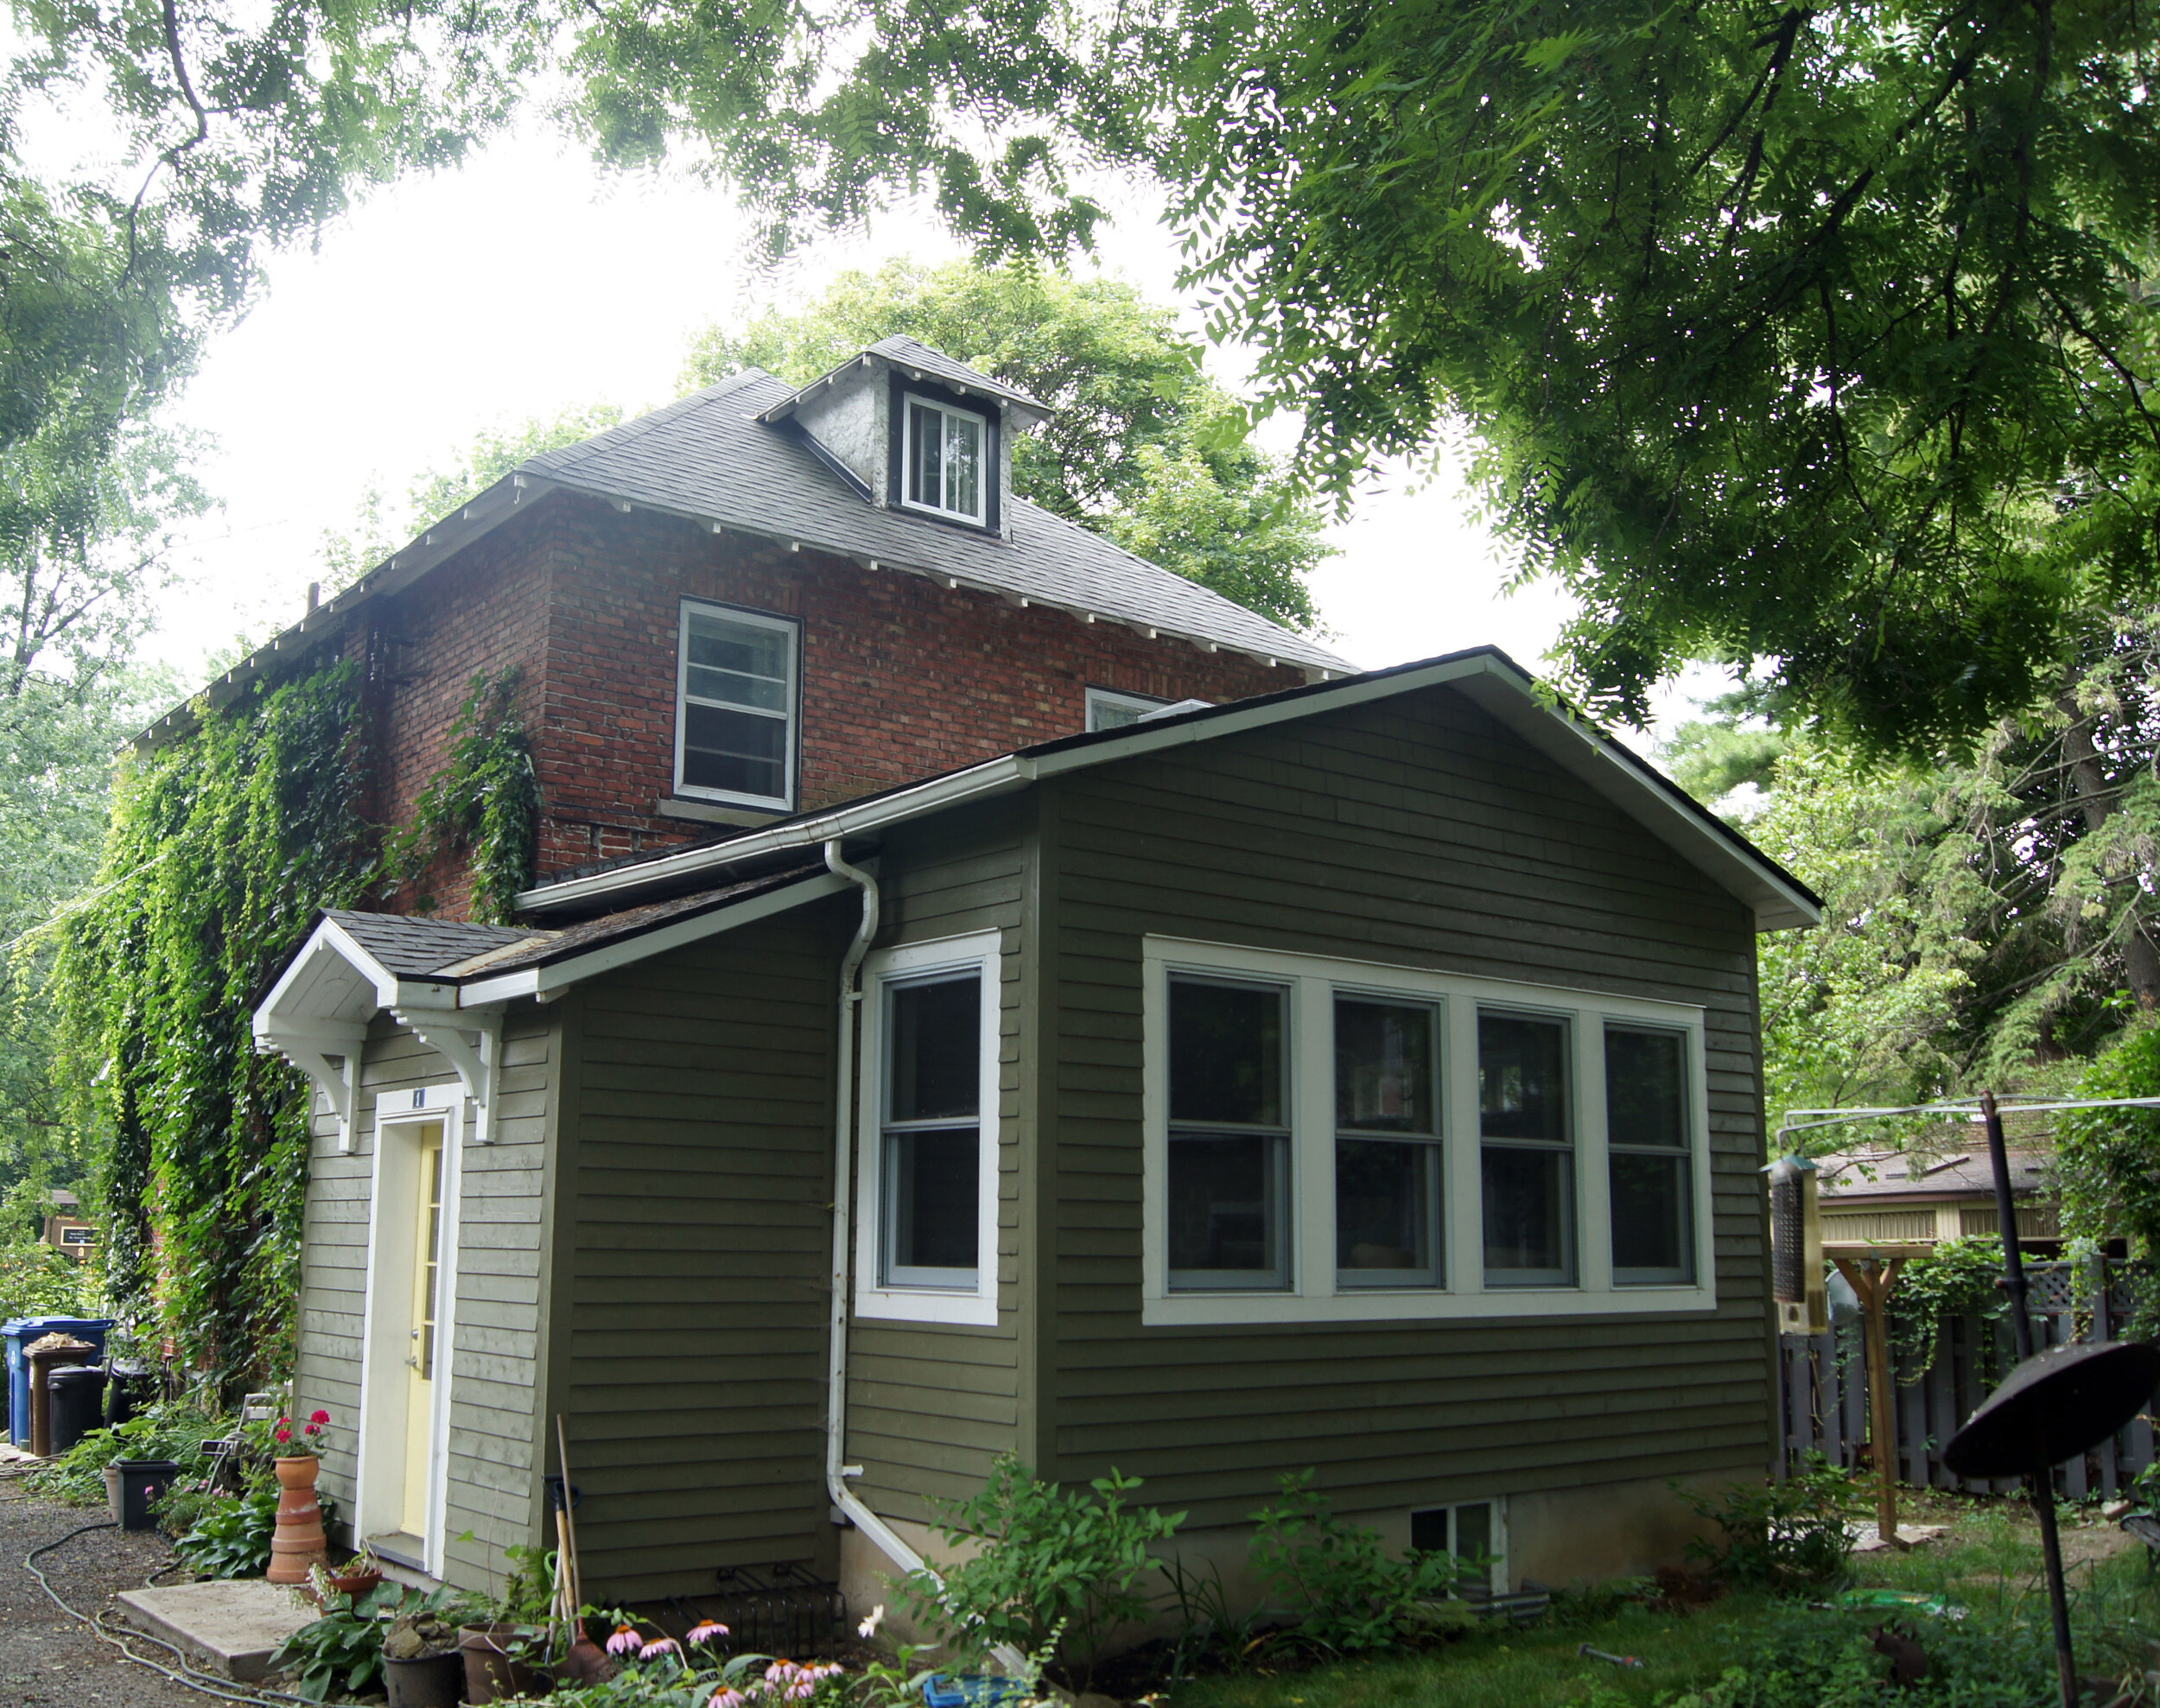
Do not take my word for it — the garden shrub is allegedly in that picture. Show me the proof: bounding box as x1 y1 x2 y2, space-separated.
1247 1470 1471 1654
24 1397 219 1505
895 1453 1184 1674
1677 1455 1866 1587
1647 1600 2052 1705
273 1580 437 1702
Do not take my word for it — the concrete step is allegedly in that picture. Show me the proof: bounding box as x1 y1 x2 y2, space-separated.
113 1579 318 1681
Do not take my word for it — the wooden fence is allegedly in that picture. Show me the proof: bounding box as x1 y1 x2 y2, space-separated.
1777 1260 2157 1496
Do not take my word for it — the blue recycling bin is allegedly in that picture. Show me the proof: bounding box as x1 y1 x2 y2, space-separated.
4 1318 114 1447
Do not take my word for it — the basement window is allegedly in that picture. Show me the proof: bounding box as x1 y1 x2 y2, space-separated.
855 931 1001 1327
901 395 988 526
675 600 797 812
1410 1500 1506 1593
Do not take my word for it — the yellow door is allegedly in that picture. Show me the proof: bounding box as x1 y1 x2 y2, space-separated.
401 1122 446 1537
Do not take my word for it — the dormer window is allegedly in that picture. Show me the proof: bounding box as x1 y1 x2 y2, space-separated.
902 395 988 526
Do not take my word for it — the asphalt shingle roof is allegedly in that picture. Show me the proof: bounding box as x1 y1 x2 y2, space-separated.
864 335 1052 415
521 371 1352 676
323 911 540 978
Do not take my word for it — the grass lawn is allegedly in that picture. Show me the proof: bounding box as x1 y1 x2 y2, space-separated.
1166 1495 2160 1708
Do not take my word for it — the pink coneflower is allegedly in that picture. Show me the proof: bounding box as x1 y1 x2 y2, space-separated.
639 1638 681 1661
687 1621 730 1645
606 1625 644 1656
712 1692 747 1708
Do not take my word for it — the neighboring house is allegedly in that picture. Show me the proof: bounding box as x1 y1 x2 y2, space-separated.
229 339 1821 1614
41 1191 94 1260
1815 1146 2061 1250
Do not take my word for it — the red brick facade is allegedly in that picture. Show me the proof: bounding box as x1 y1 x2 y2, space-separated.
363 492 1308 918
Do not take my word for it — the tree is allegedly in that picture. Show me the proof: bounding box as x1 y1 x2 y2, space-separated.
322 403 625 588
683 262 1328 629
562 0 2160 753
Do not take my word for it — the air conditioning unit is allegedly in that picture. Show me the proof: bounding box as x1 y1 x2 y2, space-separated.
1767 1154 1826 1337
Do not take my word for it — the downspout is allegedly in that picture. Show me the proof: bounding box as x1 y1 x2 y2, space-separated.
823 840 928 1582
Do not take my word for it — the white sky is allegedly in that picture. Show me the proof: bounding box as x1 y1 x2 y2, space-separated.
138 126 1709 736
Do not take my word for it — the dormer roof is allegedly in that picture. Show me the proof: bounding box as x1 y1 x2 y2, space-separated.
756 335 1053 429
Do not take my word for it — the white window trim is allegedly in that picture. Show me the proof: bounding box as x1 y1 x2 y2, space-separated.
1413 1497 1510 1593
1085 686 1169 732
672 598 798 812
899 393 990 526
1140 937 1716 1327
854 930 1002 1327
352 1081 465 1581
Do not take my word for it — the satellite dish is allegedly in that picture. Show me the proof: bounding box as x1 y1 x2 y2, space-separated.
1942 1340 2160 1480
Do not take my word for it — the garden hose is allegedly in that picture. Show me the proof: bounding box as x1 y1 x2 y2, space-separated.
22 1518 321 1707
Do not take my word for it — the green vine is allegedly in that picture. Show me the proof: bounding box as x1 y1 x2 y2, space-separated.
1888 1235 2009 1379
53 657 378 1395
391 667 540 925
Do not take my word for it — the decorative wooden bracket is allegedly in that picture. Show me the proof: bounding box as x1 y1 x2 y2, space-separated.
393 1006 504 1143
260 1024 367 1152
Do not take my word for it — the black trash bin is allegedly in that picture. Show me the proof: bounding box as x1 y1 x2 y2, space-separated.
102 1361 156 1431
45 1364 105 1457
113 1459 180 1531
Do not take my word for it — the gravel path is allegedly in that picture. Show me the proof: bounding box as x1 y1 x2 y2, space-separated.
0 1472 226 1708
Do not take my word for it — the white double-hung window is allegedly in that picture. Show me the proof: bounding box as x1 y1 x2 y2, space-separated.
1140 937 1713 1326
854 931 1001 1326
901 396 988 525
675 600 797 810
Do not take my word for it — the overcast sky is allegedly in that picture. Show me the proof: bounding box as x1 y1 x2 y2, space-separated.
107 123 1725 738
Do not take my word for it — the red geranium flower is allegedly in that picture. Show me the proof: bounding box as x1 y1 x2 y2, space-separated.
309 1410 329 1425
275 1427 291 1444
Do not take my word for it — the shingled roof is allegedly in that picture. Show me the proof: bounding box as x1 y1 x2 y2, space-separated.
522 371 1349 675
319 911 538 978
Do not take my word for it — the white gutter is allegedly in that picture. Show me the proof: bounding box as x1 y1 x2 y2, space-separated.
820 841 930 1583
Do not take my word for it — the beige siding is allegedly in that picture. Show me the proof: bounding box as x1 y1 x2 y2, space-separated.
846 799 1029 1523
558 899 851 1600
1040 685 1773 1527
294 1006 557 1590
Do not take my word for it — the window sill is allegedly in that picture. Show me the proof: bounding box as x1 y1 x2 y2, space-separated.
1140 1284 1717 1328
657 797 789 828
854 1286 1000 1328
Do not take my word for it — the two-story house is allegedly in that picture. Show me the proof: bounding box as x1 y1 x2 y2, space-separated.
228 337 1819 1625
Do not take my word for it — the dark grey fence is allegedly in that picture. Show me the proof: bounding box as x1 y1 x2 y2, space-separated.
1777 1260 2157 1497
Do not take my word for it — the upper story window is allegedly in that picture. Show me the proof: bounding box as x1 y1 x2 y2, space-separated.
902 395 988 525
675 600 798 812
1086 687 1169 732
1140 937 1713 1326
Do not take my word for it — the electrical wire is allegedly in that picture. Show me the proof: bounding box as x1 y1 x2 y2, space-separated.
22 1518 321 1707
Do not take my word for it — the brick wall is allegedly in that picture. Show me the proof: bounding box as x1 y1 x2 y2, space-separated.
372 492 1309 917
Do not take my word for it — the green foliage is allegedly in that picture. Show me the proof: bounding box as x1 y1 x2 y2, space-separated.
897 1452 1185 1672
1655 1601 2052 1707
684 261 1329 632
391 667 540 924
570 0 2160 752
1676 1457 1866 1589
321 404 626 590
2058 1024 2160 1330
53 657 378 1391
1890 1237 2010 1375
24 1397 219 1506
274 1581 432 1702
1246 1471 1470 1656
174 1484 279 1578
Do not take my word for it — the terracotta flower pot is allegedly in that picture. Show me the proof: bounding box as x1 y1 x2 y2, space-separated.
264 1456 328 1585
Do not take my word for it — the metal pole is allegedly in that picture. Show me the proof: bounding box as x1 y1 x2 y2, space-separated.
1980 1090 2035 1361
1981 1089 2074 1708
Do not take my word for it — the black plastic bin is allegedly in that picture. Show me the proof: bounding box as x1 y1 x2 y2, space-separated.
112 1459 180 1531
102 1361 156 1431
45 1364 104 1457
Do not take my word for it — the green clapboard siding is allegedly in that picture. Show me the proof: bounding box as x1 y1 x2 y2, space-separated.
1038 684 1773 1527
557 898 851 1601
844 798 1027 1525
295 1006 558 1589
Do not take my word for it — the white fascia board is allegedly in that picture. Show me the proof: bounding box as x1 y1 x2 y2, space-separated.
465 869 850 1004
